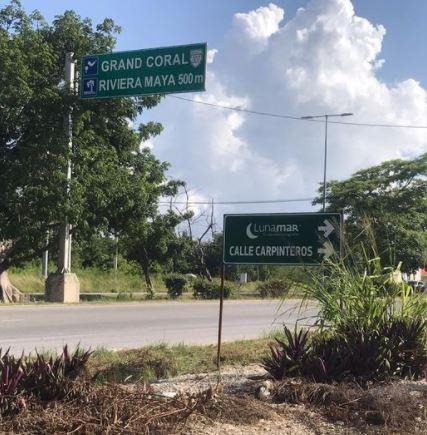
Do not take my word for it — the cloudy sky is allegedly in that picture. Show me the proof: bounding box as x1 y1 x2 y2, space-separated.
21 0 427 228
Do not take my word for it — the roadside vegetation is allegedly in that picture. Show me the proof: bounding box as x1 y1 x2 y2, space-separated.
0 316 426 433
89 338 273 384
1 246 427 431
9 261 309 301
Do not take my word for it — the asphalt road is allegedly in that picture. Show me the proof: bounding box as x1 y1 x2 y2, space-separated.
0 300 317 355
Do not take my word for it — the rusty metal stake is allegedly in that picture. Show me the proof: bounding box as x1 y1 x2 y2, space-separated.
216 263 225 370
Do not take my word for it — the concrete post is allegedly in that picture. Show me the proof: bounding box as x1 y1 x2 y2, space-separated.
45 52 80 303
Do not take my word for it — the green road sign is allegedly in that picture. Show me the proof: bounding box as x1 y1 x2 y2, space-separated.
80 43 207 99
223 213 342 265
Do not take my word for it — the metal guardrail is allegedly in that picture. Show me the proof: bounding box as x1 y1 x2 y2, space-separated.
28 291 261 300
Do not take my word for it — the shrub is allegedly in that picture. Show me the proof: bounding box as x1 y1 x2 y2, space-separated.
0 345 92 415
310 257 427 381
62 345 93 380
257 279 291 298
0 350 24 416
192 278 232 300
308 317 427 383
381 317 427 379
265 319 427 383
22 345 92 401
268 251 427 383
164 274 187 299
262 326 311 380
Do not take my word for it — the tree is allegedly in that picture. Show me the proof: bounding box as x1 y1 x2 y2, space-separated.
167 233 199 275
72 235 116 271
0 1 167 301
314 153 427 272
203 233 223 278
121 208 187 298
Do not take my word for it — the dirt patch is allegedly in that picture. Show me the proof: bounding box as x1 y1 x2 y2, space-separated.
271 377 427 433
186 401 350 435
0 380 349 434
0 382 337 434
1 365 426 434
0 382 210 434
151 363 266 396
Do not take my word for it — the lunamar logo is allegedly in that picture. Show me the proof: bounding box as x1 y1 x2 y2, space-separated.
246 222 299 240
246 223 258 239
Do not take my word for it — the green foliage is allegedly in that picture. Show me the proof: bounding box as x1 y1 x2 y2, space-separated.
192 278 232 300
9 263 145 294
90 338 272 384
72 236 116 270
0 1 170 278
315 153 427 272
303 250 427 328
203 233 224 278
122 210 188 298
257 279 291 298
264 320 427 383
309 317 427 382
164 273 187 299
266 251 427 383
166 234 199 275
307 253 427 381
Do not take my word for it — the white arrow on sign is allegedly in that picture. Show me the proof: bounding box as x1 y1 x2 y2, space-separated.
318 219 334 238
317 241 335 260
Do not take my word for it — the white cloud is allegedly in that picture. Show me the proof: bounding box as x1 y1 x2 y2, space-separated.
233 3 284 41
207 49 218 64
149 0 427 224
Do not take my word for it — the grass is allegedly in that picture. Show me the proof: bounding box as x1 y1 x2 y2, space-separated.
88 336 281 384
9 265 159 294
9 265 300 300
8 266 45 293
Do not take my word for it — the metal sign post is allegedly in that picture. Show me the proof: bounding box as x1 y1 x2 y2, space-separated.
216 264 225 369
216 212 342 367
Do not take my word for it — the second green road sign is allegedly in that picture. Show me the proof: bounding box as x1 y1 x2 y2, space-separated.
223 213 342 265
81 43 207 99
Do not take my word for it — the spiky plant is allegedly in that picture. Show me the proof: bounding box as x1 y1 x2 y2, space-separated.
0 349 24 415
263 326 311 380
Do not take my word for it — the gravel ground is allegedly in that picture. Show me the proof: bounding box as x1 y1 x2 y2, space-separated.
184 404 354 435
151 364 266 397
150 365 360 434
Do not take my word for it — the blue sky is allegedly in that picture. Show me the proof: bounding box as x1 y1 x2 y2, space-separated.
10 0 427 218
17 0 427 87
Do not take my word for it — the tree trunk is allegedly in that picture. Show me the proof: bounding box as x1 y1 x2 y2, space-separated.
142 263 154 299
0 270 25 303
197 245 212 281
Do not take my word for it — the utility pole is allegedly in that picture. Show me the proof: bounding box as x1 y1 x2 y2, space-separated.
300 112 353 211
322 115 329 212
113 235 118 272
41 232 49 279
59 52 74 273
45 52 80 303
